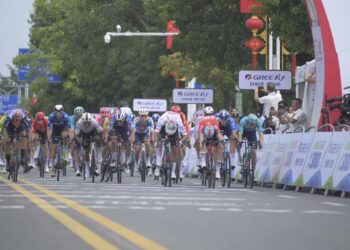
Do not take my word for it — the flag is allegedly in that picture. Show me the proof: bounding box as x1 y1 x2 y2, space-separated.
167 21 180 49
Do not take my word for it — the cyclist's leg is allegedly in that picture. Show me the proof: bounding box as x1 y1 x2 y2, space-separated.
215 133 224 179
134 133 141 166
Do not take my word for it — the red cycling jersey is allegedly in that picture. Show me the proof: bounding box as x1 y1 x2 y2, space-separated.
198 116 220 133
32 118 49 133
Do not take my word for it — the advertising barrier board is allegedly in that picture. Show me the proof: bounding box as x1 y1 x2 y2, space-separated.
133 99 167 112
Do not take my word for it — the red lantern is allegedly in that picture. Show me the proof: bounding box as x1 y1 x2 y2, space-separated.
245 15 264 36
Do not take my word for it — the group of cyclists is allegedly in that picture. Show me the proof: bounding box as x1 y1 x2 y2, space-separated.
0 102 264 185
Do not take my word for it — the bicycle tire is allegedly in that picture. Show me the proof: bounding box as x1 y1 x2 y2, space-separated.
221 156 228 187
56 164 60 181
175 162 180 184
242 153 248 188
227 154 232 188
14 150 20 182
167 164 172 187
249 157 254 189
91 148 96 183
63 161 67 176
39 146 45 178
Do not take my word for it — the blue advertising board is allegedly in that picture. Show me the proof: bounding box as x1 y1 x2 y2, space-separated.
0 95 18 112
18 48 63 83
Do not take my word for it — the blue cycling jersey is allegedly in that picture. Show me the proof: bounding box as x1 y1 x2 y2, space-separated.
238 116 264 134
217 117 238 132
48 112 71 131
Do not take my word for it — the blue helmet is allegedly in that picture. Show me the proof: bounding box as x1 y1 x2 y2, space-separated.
204 125 215 138
219 109 230 120
247 113 259 124
152 113 160 122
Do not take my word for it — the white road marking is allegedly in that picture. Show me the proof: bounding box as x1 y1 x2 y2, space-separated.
154 201 242 207
251 209 292 213
128 206 165 210
86 205 120 209
277 195 297 199
198 207 242 212
302 210 344 215
0 205 25 209
322 202 347 207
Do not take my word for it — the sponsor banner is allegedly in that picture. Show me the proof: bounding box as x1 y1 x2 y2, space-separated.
303 132 332 188
255 134 271 179
133 99 167 112
257 135 280 182
278 133 303 185
172 88 214 104
332 134 350 192
268 134 290 183
0 95 18 112
238 70 292 90
291 132 315 186
317 132 348 189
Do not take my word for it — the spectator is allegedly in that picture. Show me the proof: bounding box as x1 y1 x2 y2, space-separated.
285 98 307 132
276 101 292 133
254 82 282 118
264 107 280 134
230 107 240 125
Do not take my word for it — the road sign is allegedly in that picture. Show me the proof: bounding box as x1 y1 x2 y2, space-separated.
238 70 292 90
0 95 18 112
173 88 214 104
133 99 167 112
18 48 63 83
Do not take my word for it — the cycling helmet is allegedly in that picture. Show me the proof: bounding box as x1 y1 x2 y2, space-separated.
35 112 45 120
54 104 64 112
247 113 258 124
171 105 181 113
204 106 214 116
165 120 178 135
219 109 230 120
203 125 215 138
139 108 149 116
12 110 23 121
152 113 160 122
74 106 84 116
82 112 92 123
115 110 126 121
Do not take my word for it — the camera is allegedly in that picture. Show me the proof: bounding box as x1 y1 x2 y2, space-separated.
327 94 350 118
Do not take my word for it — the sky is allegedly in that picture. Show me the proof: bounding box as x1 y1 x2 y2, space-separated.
0 0 34 77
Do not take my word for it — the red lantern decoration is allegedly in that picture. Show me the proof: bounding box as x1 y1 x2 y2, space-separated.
245 37 265 52
245 15 264 36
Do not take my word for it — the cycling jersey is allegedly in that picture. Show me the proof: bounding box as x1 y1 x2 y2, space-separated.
96 115 110 129
0 115 6 133
133 117 154 134
198 116 220 134
70 115 81 129
155 111 187 136
48 112 71 140
109 113 134 140
75 118 103 136
238 116 264 142
32 117 49 133
217 116 238 137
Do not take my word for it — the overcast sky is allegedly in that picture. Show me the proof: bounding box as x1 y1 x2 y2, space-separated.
0 0 33 77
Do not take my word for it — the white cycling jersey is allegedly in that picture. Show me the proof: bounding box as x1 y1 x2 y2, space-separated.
75 118 103 135
155 111 187 136
120 107 133 115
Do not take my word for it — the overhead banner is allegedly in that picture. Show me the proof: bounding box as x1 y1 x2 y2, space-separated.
172 88 214 104
133 99 167 112
238 70 292 90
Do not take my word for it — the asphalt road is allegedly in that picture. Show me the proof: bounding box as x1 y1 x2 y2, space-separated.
0 167 349 250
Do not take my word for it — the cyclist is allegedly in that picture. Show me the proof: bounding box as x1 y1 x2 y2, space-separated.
217 109 238 171
48 104 71 177
131 108 154 176
237 113 264 174
151 113 161 176
120 101 133 116
70 106 85 176
154 107 188 180
74 112 104 178
3 109 30 173
96 107 112 142
198 106 224 179
0 112 8 173
108 110 134 168
31 112 49 173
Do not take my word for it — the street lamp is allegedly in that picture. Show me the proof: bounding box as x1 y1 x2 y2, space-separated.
104 24 180 44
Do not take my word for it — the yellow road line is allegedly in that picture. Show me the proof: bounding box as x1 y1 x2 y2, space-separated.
20 178 167 250
0 176 119 250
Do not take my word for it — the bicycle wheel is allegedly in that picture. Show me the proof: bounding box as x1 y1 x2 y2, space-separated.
13 150 20 182
63 160 67 176
91 148 96 183
56 163 60 181
39 147 45 178
167 163 172 187
249 156 254 189
140 149 146 182
221 157 227 188
242 153 248 188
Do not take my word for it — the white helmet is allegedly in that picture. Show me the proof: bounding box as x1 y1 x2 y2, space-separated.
82 112 92 123
204 106 214 115
139 108 149 116
54 104 64 112
165 120 178 135
115 110 126 121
